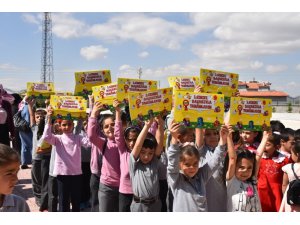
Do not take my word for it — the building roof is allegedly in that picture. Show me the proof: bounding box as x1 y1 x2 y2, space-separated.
239 91 289 97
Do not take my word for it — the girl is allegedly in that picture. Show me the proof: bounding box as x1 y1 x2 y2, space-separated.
257 131 290 211
235 130 262 154
167 120 228 212
87 101 120 212
195 127 227 212
0 144 30 212
280 141 300 212
225 128 267 212
42 107 90 212
129 116 164 212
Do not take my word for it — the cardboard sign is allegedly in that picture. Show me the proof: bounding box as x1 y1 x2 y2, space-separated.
200 68 239 97
50 95 87 120
74 70 111 98
174 91 224 129
128 88 173 125
228 97 272 131
27 82 55 108
92 82 117 110
168 76 200 91
116 78 158 105
54 92 73 96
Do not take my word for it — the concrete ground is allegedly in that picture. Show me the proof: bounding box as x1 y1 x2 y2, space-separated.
13 165 40 212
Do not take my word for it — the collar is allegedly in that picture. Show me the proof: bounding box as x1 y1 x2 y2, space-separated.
262 151 286 163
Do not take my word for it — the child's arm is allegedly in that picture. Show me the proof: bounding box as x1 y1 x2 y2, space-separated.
88 95 94 117
42 106 58 145
226 125 236 180
254 130 270 177
113 99 127 153
195 128 205 151
282 172 289 194
87 101 107 151
131 117 153 160
155 115 164 156
167 120 181 187
74 118 83 135
26 96 36 127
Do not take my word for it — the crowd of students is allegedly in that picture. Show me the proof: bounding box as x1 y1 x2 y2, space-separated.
0 83 300 212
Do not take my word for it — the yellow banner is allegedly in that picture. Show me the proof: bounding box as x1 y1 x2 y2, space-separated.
128 88 173 125
27 82 55 108
74 70 111 98
174 91 224 129
92 82 117 110
50 95 87 120
117 78 158 105
200 68 239 98
229 97 272 131
54 92 73 96
168 76 200 91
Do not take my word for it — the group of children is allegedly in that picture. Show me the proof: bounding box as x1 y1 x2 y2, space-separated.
1 93 300 212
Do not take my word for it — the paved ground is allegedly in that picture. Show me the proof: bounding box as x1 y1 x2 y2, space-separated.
13 165 40 212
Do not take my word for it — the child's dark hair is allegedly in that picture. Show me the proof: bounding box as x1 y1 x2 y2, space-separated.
295 129 300 142
37 117 46 140
223 148 256 184
292 141 300 155
142 133 157 150
98 114 115 130
124 126 141 140
280 128 295 142
179 145 200 162
268 132 281 147
0 144 20 167
270 120 285 133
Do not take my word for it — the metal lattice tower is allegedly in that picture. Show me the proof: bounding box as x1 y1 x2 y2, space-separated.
41 12 54 83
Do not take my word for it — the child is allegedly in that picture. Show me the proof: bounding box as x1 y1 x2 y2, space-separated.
0 144 30 212
87 101 120 212
280 141 300 212
279 128 295 158
195 127 227 212
27 97 50 211
257 132 290 211
235 130 261 154
42 107 90 212
167 121 228 212
129 116 164 212
225 128 266 212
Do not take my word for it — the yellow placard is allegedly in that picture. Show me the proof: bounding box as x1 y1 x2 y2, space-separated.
168 76 200 91
74 70 111 98
27 82 55 108
117 78 158 104
92 82 117 109
200 68 239 97
229 97 272 131
50 95 87 120
128 88 173 125
174 91 224 129
54 92 73 96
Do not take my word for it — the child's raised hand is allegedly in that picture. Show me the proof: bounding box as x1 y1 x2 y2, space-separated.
227 124 234 139
219 124 229 145
27 97 36 107
47 106 54 117
88 95 94 104
169 120 181 141
144 117 154 128
113 99 121 111
262 130 272 140
194 85 204 93
155 114 164 127
91 101 105 118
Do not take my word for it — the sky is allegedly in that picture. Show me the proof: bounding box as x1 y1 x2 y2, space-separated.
1 3 300 97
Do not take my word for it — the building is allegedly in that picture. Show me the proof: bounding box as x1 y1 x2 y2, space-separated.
238 79 289 105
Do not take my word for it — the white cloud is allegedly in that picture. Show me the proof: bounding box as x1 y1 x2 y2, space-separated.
250 61 264 70
119 64 131 71
287 81 297 88
80 45 108 61
138 51 149 58
296 64 300 70
22 13 40 25
265 64 288 74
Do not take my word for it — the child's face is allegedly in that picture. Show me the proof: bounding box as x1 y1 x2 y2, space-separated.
281 136 295 153
0 161 20 195
125 131 138 151
241 131 257 144
60 120 74 133
102 117 115 139
263 141 277 157
139 147 155 164
291 150 299 163
35 112 44 125
179 129 195 143
180 154 199 178
235 158 254 182
204 129 219 148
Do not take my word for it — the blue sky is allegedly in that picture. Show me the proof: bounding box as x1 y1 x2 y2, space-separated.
1 12 300 97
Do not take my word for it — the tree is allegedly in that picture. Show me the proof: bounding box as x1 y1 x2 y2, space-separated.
287 102 293 113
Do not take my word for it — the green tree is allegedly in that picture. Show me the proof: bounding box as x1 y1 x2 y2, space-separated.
287 102 293 113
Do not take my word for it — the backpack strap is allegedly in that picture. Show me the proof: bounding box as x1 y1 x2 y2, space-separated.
102 139 108 156
291 163 300 181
